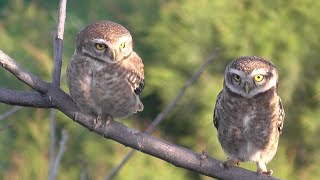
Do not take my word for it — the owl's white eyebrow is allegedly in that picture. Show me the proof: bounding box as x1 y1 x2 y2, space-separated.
228 69 246 76
250 69 268 75
118 36 131 42
92 39 109 44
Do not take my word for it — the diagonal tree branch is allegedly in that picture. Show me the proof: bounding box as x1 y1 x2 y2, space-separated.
0 51 281 179
0 50 49 93
105 48 220 180
49 85 280 180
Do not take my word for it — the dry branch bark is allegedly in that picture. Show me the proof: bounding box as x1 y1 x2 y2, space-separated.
0 51 48 93
0 0 282 179
0 87 53 107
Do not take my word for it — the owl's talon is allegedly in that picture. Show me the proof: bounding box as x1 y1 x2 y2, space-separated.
220 162 229 170
256 161 272 176
92 117 99 129
92 114 113 130
99 114 113 126
265 170 273 176
73 112 78 122
220 159 239 170
200 150 208 160
105 115 113 125
257 169 273 176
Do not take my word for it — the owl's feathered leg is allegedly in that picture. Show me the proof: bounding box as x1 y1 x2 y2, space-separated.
220 158 240 169
256 161 273 176
93 114 113 129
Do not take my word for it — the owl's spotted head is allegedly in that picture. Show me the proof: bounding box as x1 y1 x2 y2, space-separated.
75 21 134 63
224 56 279 98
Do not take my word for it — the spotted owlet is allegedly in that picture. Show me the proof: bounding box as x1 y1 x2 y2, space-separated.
213 56 285 176
67 21 144 119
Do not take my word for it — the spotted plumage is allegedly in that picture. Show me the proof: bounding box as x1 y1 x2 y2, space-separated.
213 56 285 176
67 21 144 118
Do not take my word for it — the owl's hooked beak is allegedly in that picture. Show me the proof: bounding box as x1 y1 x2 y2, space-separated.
107 48 115 61
244 82 251 94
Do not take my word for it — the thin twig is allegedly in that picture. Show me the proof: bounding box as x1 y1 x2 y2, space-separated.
105 48 220 180
52 0 67 87
145 48 220 134
104 150 136 180
48 109 56 180
48 1 67 180
80 159 91 180
0 106 22 121
49 129 69 180
0 88 53 108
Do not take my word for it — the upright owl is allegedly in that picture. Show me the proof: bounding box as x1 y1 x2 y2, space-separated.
67 21 144 119
213 56 285 176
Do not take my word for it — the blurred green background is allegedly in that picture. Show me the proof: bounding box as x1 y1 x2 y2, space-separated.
1 0 320 179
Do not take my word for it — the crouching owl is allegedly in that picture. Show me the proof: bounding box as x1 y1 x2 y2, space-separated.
67 21 144 118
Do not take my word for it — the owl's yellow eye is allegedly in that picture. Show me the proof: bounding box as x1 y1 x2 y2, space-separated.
120 42 126 49
254 75 264 82
95 43 106 50
233 74 241 82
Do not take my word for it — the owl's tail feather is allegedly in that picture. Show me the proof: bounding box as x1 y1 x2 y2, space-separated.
136 101 144 112
134 95 144 112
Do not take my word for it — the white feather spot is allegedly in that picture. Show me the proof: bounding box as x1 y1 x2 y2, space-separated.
243 115 250 133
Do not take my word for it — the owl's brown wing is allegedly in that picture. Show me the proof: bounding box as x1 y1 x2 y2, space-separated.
126 70 144 95
125 51 145 95
278 96 285 134
213 91 223 130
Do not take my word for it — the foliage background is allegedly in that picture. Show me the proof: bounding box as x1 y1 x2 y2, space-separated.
0 0 320 179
